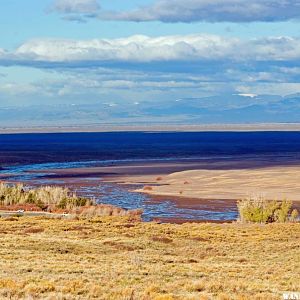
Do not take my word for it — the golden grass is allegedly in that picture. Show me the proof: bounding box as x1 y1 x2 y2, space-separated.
0 183 142 218
0 217 299 299
0 183 92 210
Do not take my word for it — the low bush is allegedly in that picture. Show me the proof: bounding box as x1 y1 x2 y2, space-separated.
143 186 153 191
78 205 143 219
0 183 144 219
237 197 299 223
0 183 94 211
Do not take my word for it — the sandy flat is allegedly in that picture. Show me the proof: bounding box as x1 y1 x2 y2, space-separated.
122 166 300 201
9 159 300 203
38 162 300 202
1 123 300 134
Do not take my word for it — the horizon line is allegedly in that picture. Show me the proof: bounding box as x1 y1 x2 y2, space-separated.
1 123 300 134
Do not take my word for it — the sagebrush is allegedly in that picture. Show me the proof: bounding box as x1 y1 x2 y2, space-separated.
0 183 92 210
238 197 299 223
0 183 143 218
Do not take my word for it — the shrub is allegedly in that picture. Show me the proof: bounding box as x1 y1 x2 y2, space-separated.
143 186 153 191
78 204 143 219
0 183 143 219
290 209 299 222
0 183 94 211
237 197 294 223
275 200 292 223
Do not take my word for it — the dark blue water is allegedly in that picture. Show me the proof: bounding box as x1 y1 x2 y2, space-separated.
1 131 300 221
1 131 300 166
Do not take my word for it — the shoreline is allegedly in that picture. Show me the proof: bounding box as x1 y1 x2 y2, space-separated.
3 157 300 203
2 156 300 222
1 123 300 134
0 207 233 224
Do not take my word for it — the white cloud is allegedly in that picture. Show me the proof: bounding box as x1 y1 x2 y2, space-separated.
2 34 300 105
0 48 8 59
100 80 198 89
237 83 300 96
237 93 258 98
278 67 300 75
13 34 236 62
100 0 300 23
50 0 100 14
0 82 54 97
12 34 300 63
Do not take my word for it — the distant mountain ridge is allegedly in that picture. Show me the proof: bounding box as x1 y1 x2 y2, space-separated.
1 93 300 126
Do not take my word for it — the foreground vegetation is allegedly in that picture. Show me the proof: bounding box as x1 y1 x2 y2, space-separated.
0 183 92 210
0 183 142 218
0 183 299 298
238 197 299 223
0 216 299 299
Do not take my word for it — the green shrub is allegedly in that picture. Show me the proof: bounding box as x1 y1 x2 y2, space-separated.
290 209 299 222
57 198 68 209
237 197 294 223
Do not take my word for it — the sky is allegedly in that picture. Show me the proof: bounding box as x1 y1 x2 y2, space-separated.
0 0 300 125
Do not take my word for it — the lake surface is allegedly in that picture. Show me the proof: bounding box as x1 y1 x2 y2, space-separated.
1 131 300 221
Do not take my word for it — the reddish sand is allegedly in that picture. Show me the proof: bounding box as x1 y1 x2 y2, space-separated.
14 158 300 202
127 167 300 201
0 204 42 212
2 158 300 223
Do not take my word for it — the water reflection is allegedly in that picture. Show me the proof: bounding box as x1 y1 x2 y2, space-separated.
0 160 238 222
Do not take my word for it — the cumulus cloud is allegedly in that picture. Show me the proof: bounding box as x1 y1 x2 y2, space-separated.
50 0 100 14
101 0 300 23
10 34 300 64
14 35 236 62
2 34 300 103
0 48 7 58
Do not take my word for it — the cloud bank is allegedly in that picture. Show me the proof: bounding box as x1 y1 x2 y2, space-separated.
49 0 300 23
1 34 299 65
108 0 300 23
1 34 300 111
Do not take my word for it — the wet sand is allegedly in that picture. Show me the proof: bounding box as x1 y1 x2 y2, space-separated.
12 157 300 200
11 157 300 202
2 130 300 222
2 156 300 222
22 154 300 179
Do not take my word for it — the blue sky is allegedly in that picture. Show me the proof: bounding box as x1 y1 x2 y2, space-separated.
0 0 300 124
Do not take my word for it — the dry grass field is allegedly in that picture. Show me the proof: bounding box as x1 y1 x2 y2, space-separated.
0 216 299 299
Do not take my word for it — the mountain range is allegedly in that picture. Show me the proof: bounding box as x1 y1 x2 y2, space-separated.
1 93 300 127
